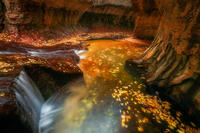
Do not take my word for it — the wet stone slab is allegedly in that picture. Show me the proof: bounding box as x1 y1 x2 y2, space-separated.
0 40 83 73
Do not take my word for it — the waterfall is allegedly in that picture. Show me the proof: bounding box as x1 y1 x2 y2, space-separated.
13 70 44 132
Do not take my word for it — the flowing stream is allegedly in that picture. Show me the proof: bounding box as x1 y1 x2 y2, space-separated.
38 39 198 133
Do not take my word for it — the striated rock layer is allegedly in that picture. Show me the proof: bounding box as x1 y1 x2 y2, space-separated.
131 0 200 117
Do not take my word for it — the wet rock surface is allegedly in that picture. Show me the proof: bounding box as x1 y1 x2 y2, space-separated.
0 40 82 73
0 77 16 114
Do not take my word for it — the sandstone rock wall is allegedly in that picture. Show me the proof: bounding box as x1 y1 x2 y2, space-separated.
0 0 150 32
0 0 161 36
2 0 34 32
134 11 160 40
132 0 200 115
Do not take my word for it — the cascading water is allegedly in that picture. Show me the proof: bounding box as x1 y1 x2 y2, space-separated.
12 70 44 132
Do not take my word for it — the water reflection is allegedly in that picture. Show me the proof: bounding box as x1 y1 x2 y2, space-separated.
39 39 198 133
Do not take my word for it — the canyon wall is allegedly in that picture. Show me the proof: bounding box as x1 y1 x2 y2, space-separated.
1 0 134 31
0 0 160 38
132 0 200 116
2 0 32 32
134 12 160 40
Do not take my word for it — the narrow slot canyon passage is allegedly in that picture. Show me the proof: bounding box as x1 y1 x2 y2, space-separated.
0 0 199 133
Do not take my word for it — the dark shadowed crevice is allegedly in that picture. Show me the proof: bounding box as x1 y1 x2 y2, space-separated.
0 0 5 32
25 65 82 100
78 12 135 30
0 113 32 133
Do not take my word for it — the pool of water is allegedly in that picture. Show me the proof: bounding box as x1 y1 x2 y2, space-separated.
39 39 198 133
